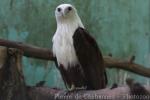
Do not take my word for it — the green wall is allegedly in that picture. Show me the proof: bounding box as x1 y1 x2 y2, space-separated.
0 0 150 88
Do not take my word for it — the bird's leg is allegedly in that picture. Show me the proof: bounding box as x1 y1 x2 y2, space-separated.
63 84 87 95
63 84 76 95
68 84 75 91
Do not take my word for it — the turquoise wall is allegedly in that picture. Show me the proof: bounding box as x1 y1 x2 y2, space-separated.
0 0 150 88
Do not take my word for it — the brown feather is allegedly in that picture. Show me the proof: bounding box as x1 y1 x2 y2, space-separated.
73 27 107 89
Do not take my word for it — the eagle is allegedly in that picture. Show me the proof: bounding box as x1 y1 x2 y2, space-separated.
52 4 107 91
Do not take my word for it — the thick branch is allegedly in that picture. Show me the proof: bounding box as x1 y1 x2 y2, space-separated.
0 48 30 100
0 39 150 78
0 39 55 60
104 57 150 77
27 86 150 100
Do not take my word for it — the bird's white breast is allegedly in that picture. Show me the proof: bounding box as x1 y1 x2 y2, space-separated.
52 22 79 69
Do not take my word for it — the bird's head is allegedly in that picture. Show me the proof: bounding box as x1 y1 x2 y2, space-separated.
55 4 79 22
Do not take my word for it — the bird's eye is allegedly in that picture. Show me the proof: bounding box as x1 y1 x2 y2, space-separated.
57 8 61 12
68 7 72 11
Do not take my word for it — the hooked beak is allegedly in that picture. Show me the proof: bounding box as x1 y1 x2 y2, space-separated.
62 9 70 17
62 12 67 17
62 12 66 17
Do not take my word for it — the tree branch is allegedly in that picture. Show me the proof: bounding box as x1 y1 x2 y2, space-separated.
0 39 55 60
0 48 30 100
104 56 150 78
0 40 150 100
27 86 150 100
0 39 150 78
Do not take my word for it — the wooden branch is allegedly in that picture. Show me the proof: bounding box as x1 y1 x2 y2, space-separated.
27 86 150 100
104 56 150 78
0 46 149 100
0 48 30 100
0 39 150 78
0 39 55 60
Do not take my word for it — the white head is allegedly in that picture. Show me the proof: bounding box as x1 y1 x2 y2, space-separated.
55 4 84 27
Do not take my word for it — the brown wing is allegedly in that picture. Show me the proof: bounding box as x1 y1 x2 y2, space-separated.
73 27 107 90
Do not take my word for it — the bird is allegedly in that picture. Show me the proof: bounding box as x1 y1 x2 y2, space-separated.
52 4 107 91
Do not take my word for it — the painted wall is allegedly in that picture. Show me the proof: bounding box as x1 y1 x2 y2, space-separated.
0 0 150 88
